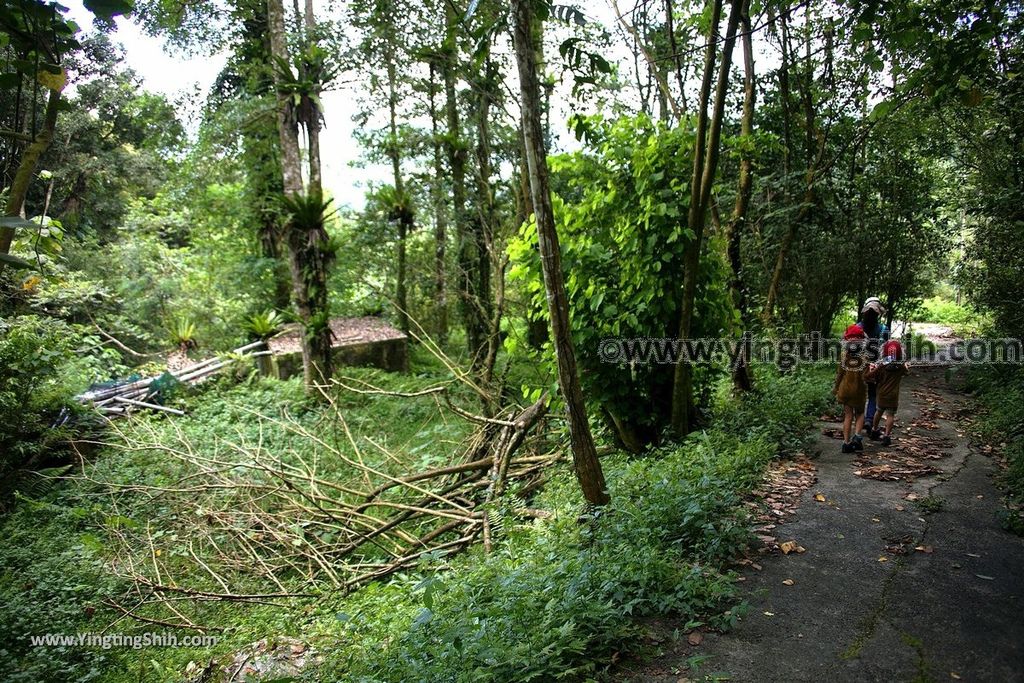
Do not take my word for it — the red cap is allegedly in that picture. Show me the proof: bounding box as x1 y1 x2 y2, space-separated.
843 324 866 341
883 340 903 359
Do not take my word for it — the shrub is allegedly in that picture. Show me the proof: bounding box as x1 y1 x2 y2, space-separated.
0 317 95 483
507 115 735 449
961 366 1024 532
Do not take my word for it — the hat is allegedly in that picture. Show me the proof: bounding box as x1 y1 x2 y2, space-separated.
883 339 903 360
861 297 886 316
844 324 866 341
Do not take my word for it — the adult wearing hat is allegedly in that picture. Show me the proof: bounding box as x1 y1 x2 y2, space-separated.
858 297 890 433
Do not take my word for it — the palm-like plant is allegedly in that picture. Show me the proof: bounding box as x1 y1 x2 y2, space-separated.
281 190 334 232
243 310 284 341
168 318 198 352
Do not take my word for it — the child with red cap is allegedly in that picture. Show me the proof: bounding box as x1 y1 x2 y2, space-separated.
833 324 868 453
870 339 910 446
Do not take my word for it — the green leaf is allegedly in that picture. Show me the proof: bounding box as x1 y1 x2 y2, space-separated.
83 0 133 20
869 99 895 120
852 24 873 42
412 608 433 626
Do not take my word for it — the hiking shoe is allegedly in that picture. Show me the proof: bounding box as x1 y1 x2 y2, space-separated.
869 429 883 440
853 437 864 451
882 435 892 447
841 442 855 453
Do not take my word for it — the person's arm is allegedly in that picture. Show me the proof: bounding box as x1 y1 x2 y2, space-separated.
866 362 879 381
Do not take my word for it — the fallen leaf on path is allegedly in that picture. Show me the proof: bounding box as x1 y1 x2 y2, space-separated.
687 632 703 646
950 673 961 680
763 611 774 617
872 517 881 523
895 505 905 511
914 545 934 553
814 493 826 502
975 574 994 581
782 579 795 586
878 556 889 562
779 540 806 554
966 553 981 558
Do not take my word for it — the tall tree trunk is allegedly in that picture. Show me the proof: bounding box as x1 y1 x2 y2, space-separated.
441 4 473 359
515 23 549 352
302 0 322 195
267 0 303 196
762 3 825 325
670 0 742 436
664 0 688 116
726 0 755 392
259 213 294 311
267 0 332 389
237 4 293 312
428 63 449 345
472 55 498 380
386 55 411 334
512 0 609 507
1 89 60 259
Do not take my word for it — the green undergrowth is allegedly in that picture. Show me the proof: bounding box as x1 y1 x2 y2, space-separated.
307 365 833 682
960 366 1024 534
0 345 472 682
918 295 990 336
0 361 832 682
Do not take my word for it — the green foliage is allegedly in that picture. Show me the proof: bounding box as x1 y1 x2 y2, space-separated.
0 315 115 495
918 296 982 330
711 366 836 453
166 316 197 350
961 366 1024 533
0 346 831 683
508 115 734 444
282 189 334 234
313 367 831 681
271 42 339 111
243 309 284 340
70 184 282 352
0 487 127 682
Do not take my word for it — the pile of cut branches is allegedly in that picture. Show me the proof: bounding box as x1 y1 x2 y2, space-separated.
81 380 561 632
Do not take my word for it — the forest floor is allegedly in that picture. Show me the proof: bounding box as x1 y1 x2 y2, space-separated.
616 367 1024 682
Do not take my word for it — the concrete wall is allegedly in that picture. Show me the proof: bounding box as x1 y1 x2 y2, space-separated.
269 337 408 380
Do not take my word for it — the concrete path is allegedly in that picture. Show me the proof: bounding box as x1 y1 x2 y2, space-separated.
620 368 1024 682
